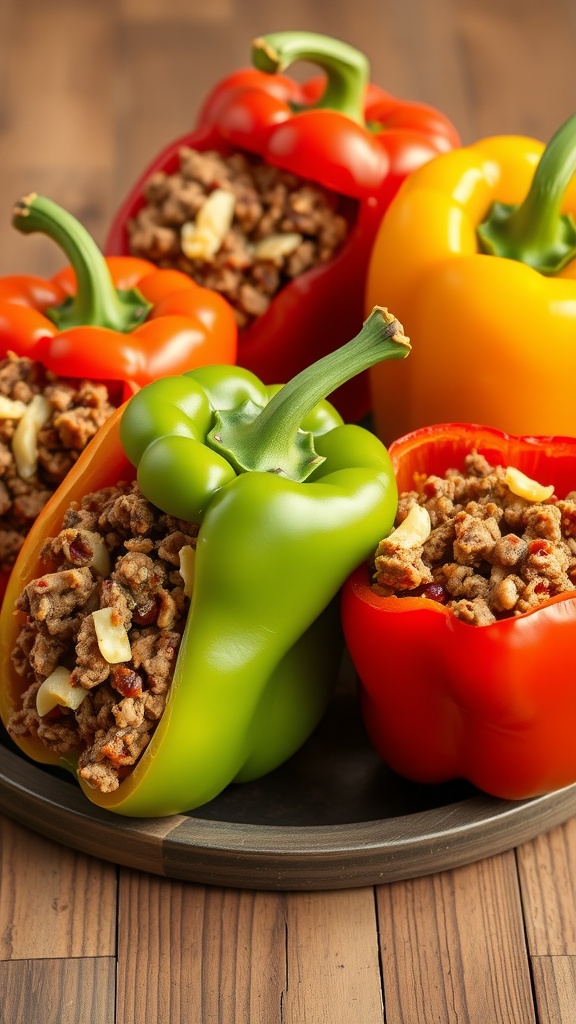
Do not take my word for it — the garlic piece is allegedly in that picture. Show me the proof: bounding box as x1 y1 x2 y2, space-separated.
88 537 112 577
505 466 554 503
92 607 132 664
36 665 88 718
251 232 303 260
388 504 432 548
181 188 235 260
0 396 28 419
178 544 196 599
11 393 52 479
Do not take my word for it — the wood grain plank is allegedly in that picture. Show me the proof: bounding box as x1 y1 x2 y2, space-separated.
0 958 116 1024
450 0 576 140
1 0 117 172
120 0 233 20
116 869 287 1024
0 0 118 274
376 854 536 1024
0 815 117 960
0 957 116 1024
517 820 576 956
282 888 384 1024
531 957 576 1024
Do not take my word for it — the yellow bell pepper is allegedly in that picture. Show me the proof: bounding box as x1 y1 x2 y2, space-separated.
366 114 576 443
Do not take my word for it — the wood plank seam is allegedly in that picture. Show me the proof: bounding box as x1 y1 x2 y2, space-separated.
530 954 576 1024
281 918 289 1023
372 884 387 1024
514 847 541 1020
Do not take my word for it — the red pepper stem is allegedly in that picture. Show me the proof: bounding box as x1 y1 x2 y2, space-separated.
477 113 576 274
208 307 410 481
12 193 152 331
252 31 369 126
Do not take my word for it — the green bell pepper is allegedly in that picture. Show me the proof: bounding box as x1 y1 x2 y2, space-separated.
1 307 409 816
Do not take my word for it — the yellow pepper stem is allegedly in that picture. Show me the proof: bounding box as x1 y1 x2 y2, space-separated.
477 113 576 275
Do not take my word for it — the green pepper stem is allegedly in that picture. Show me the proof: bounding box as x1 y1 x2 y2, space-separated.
208 307 410 481
252 31 369 125
477 113 576 274
12 193 151 331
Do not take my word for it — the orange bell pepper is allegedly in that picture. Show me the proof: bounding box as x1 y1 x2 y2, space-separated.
366 113 576 443
2 193 237 395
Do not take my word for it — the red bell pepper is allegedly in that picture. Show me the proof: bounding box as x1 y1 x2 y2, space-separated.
341 423 576 800
0 193 237 598
105 30 459 421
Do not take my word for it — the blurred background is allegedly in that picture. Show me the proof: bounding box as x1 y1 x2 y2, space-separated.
1 0 574 276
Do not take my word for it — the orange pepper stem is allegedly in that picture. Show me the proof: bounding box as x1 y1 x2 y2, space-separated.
208 306 410 481
12 193 152 331
477 113 576 274
251 30 369 126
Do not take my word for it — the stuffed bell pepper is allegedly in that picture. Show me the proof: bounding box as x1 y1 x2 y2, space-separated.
0 306 409 817
342 422 576 800
0 193 237 592
105 30 459 421
366 112 576 442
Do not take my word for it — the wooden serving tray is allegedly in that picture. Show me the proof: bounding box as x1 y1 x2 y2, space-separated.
1 682 575 890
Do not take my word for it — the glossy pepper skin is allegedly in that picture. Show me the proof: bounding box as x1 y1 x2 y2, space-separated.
105 30 458 422
366 113 576 443
342 422 576 801
0 307 410 816
1 193 237 400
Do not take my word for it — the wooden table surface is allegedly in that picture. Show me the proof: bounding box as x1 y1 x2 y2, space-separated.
1 1 576 1021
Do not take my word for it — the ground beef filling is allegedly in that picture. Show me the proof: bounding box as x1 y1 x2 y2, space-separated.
0 353 116 571
127 147 350 329
371 452 576 626
7 480 197 794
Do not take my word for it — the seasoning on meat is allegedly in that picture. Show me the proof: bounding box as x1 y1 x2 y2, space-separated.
7 480 198 793
127 147 349 330
371 452 576 625
0 353 116 572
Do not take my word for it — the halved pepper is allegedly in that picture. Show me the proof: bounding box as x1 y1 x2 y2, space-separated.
366 113 576 442
0 194 237 597
341 423 576 800
0 307 409 816
105 30 459 422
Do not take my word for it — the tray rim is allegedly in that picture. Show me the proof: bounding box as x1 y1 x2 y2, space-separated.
1 742 575 890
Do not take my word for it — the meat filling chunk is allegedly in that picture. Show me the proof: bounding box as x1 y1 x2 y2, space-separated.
0 353 116 571
8 481 197 793
372 452 576 626
127 147 350 330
